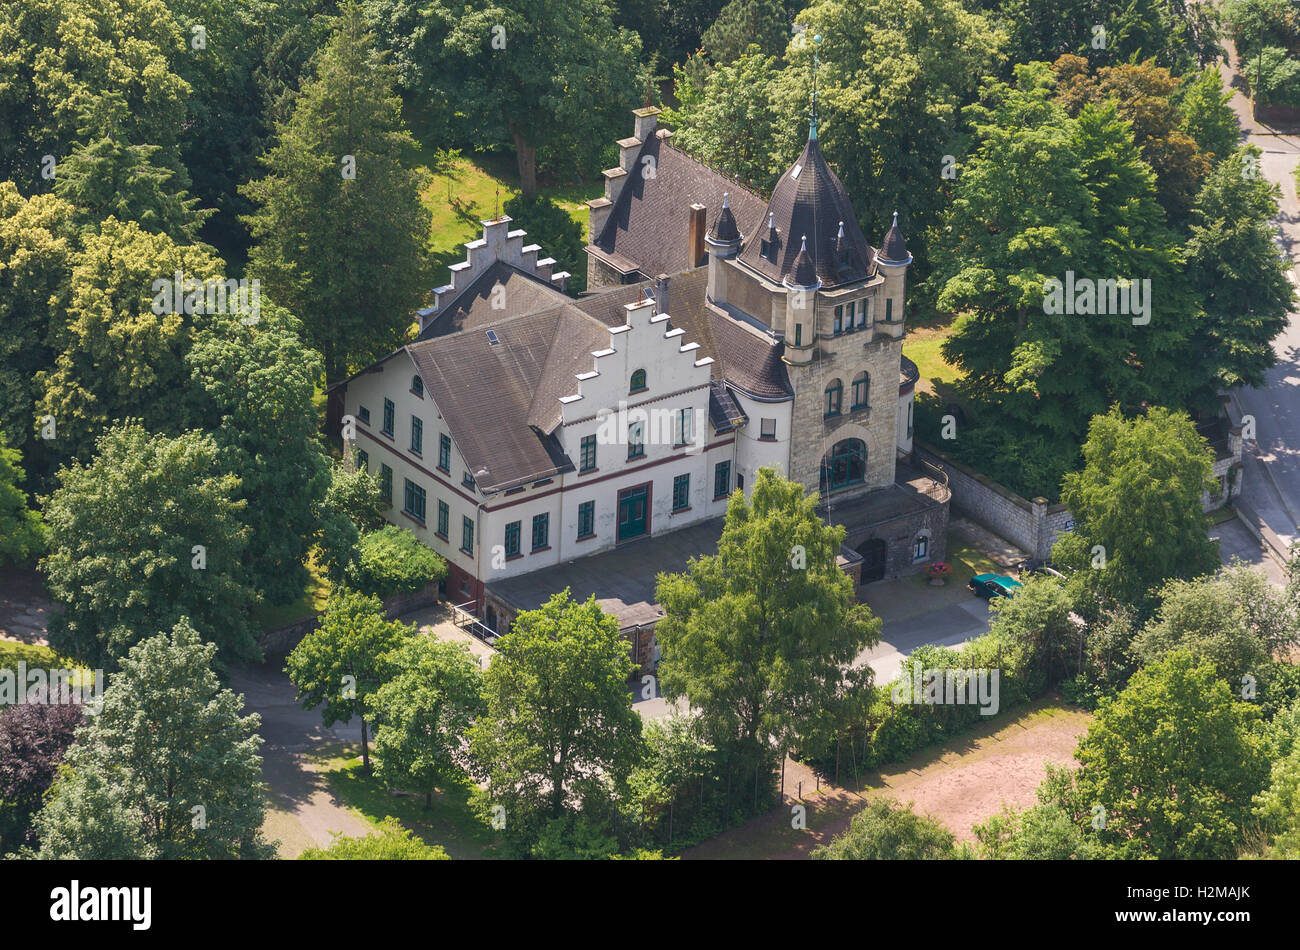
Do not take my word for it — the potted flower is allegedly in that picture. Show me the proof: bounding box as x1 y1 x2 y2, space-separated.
927 561 952 586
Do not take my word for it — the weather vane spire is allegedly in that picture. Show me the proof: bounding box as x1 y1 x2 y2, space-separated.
810 32 823 141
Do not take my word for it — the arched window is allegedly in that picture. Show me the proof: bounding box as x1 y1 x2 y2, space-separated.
411 374 424 397
630 368 647 393
824 379 843 417
820 438 866 493
851 372 869 409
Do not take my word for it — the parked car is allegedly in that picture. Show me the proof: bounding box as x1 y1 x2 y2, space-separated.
969 573 1024 600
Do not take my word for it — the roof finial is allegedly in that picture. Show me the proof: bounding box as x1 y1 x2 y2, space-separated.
723 192 730 209
810 33 823 141
892 209 899 227
837 220 845 239
800 234 808 251
768 212 775 231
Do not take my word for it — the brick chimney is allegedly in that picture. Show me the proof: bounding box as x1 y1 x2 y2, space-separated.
688 204 707 269
655 273 670 316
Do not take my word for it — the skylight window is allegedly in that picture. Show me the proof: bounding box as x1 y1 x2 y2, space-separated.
486 329 500 345
790 164 803 179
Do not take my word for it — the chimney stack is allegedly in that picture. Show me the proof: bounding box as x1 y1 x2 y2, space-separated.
688 204 707 268
655 273 670 316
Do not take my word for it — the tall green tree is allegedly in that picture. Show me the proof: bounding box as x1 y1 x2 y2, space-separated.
0 0 189 192
375 0 645 196
41 424 258 669
0 183 73 460
654 467 880 773
1183 145 1295 395
242 1 431 382
0 434 44 565
286 587 412 771
369 637 484 807
700 0 795 64
36 217 225 465
1176 65 1242 165
299 817 450 859
1054 406 1220 616
1072 651 1269 859
32 621 274 859
469 590 642 829
185 304 333 603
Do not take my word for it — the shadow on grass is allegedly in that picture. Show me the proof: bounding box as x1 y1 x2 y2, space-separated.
313 747 503 860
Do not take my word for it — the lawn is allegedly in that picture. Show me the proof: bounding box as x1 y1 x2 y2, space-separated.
0 640 68 674
420 153 599 286
314 748 502 860
902 325 964 398
251 552 331 632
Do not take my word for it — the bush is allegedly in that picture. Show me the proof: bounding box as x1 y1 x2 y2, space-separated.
813 798 955 860
299 818 449 859
345 525 447 599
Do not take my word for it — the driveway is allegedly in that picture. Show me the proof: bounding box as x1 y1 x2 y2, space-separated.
1218 40 1300 557
859 597 991 683
230 662 371 858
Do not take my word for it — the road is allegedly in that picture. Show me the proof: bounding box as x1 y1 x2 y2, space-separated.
1219 41 1300 559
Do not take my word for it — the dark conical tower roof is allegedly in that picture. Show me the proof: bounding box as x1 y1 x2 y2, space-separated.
738 137 872 288
707 192 741 244
879 210 912 266
787 235 818 289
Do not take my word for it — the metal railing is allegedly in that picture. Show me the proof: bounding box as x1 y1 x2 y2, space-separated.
451 601 499 645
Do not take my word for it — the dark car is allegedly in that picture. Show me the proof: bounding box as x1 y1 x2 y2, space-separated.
969 573 1024 600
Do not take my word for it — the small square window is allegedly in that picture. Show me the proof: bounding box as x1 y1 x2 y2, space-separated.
760 418 776 440
358 406 371 425
463 471 475 490
355 449 369 472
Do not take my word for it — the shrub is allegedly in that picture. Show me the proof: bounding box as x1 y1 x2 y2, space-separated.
345 525 446 599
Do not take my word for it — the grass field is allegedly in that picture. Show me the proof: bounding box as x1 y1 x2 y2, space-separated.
902 325 964 397
0 640 67 673
420 153 598 285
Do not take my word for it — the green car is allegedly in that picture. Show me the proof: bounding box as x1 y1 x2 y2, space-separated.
968 573 1023 600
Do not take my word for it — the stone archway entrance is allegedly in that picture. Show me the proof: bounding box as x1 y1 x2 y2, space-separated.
856 537 888 584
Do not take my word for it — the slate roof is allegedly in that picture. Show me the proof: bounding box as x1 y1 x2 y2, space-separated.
738 137 874 289
406 304 608 492
590 133 767 279
879 211 912 265
416 262 570 341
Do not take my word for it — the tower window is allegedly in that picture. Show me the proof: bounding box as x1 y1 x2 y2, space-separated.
852 372 869 410
825 379 843 417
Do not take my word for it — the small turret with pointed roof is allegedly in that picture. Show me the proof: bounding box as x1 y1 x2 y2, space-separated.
707 191 742 247
878 210 912 267
784 234 820 290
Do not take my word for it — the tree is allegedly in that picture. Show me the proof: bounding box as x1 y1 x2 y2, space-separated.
0 0 189 192
613 0 729 68
32 621 274 859
0 184 73 463
185 304 333 604
501 193 586 295
699 0 795 64
654 467 880 774
1176 65 1242 165
1184 146 1295 396
1255 717 1300 857
53 111 211 242
1133 564 1299 684
388 0 646 196
790 0 1007 276
1072 651 1269 859
469 590 642 831
316 457 388 583
345 525 447 600
0 434 44 565
0 700 82 851
36 217 226 465
1053 407 1220 616
26 761 153 859
41 425 258 669
299 817 449 859
369 637 484 807
812 797 955 859
934 64 1195 495
972 803 1101 859
1053 56 1211 224
242 1 431 382
985 575 1080 691
286 587 412 771
662 50 789 193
